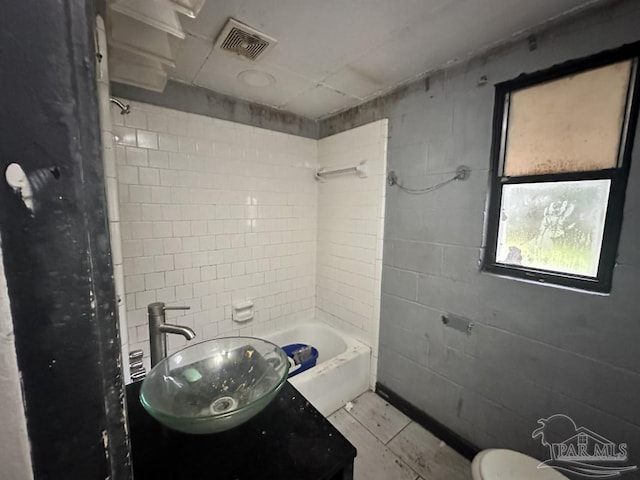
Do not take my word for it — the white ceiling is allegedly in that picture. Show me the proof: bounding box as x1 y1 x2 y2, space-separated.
167 0 600 119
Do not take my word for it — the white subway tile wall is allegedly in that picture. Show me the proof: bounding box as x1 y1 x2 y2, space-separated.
112 101 318 370
316 120 388 388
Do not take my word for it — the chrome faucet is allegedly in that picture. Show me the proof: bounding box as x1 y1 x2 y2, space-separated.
148 302 196 367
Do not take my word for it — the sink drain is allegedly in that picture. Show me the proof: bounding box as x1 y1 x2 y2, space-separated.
210 396 238 414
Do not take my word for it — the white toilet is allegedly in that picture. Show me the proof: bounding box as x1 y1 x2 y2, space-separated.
472 449 569 479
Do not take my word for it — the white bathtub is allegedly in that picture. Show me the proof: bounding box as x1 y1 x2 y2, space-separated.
263 322 371 416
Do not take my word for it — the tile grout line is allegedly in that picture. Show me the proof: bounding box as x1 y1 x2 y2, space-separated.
342 406 424 480
386 420 413 446
343 397 406 446
384 421 429 480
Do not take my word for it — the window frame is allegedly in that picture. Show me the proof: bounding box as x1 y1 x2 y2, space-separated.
482 43 640 293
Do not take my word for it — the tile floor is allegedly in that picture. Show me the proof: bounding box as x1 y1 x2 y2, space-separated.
328 391 471 480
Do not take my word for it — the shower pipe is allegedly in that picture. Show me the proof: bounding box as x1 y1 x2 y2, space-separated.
110 97 131 115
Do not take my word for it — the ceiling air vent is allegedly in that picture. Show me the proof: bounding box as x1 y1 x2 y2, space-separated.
214 18 277 61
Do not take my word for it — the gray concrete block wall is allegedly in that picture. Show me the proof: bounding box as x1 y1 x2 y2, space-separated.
322 0 640 472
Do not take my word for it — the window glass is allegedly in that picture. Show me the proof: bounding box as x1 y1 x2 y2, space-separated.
504 60 632 176
496 179 611 277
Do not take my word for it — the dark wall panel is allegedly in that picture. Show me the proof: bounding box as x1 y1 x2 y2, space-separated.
0 1 130 479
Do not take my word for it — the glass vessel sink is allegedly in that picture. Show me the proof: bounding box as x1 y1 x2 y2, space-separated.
140 337 289 434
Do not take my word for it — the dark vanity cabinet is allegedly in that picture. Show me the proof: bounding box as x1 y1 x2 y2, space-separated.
126 381 356 480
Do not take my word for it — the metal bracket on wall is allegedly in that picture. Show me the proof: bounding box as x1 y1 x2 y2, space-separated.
442 313 474 335
387 165 470 193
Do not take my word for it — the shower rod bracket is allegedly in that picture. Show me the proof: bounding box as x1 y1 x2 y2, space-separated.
387 171 399 187
455 165 471 181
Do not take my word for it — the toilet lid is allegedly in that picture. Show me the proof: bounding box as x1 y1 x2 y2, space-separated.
474 449 569 480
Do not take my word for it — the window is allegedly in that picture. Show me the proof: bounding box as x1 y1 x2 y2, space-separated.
483 44 640 293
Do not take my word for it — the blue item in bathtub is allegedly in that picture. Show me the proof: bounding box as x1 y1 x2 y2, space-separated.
282 343 318 378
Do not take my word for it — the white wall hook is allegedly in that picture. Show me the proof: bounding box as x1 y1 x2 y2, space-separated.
5 163 60 214
6 163 34 213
